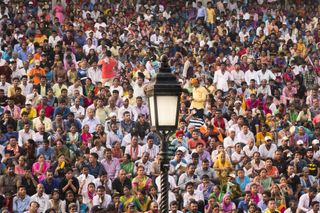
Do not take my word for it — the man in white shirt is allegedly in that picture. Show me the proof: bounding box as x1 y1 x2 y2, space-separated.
223 128 237 156
298 187 318 213
82 108 101 133
231 63 245 86
92 185 112 207
78 165 95 194
0 74 10 95
141 136 159 161
87 62 102 85
245 63 259 85
257 63 276 83
213 62 233 93
48 30 61 48
236 124 255 146
183 182 204 209
258 136 277 160
18 123 35 146
30 184 49 213
70 98 85 120
257 79 272 97
150 28 163 46
243 139 258 158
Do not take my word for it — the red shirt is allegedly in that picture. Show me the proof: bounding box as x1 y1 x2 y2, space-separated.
99 58 117 79
188 138 206 150
35 104 54 118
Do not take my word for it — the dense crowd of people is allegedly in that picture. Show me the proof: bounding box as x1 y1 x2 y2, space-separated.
0 0 320 212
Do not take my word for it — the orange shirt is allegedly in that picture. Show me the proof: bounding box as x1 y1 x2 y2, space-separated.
188 138 206 150
98 58 117 79
266 166 279 178
28 67 45 85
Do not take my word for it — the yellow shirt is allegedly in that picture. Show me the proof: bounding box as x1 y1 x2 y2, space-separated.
52 84 68 97
32 117 52 132
255 132 273 147
206 8 216 24
190 86 208 109
7 85 21 97
21 108 37 119
95 107 107 123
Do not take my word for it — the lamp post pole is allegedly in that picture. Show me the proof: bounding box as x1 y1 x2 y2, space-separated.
159 131 170 213
146 55 181 213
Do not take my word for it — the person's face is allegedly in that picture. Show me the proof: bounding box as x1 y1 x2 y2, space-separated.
192 131 198 139
142 153 149 161
10 138 17 146
307 150 314 158
105 150 112 159
188 165 195 174
176 151 183 159
37 184 44 194
196 144 204 152
137 167 144 176
267 200 276 210
254 153 260 160
30 203 39 212
187 184 194 194
150 202 158 211
243 125 249 133
202 161 209 169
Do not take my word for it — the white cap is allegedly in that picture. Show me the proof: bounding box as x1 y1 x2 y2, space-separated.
25 100 32 105
297 140 304 145
265 136 272 141
35 60 40 65
312 139 319 145
104 82 111 87
177 146 187 153
109 112 117 118
228 173 236 178
235 100 242 105
282 136 289 141
229 128 236 132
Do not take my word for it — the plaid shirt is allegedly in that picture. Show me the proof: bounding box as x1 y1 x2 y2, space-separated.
303 70 317 90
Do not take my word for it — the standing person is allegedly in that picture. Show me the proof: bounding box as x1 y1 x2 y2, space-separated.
190 78 208 118
99 50 117 85
28 60 45 86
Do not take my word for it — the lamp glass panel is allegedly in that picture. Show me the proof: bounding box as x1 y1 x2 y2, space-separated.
148 96 156 127
157 96 178 126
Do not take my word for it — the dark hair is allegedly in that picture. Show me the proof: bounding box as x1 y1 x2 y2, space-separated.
90 152 99 159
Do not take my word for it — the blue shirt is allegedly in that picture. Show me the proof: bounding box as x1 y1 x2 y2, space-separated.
88 162 105 178
12 195 30 213
18 50 28 62
53 107 71 120
236 176 251 193
40 178 60 194
37 147 55 160
14 44 22 53
238 200 249 212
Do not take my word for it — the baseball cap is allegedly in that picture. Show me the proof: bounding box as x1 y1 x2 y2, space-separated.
25 100 32 105
297 140 304 145
265 136 272 141
282 136 289 141
109 112 117 118
312 139 319 145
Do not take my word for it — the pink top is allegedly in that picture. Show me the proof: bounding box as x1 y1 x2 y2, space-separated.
32 161 50 182
15 165 26 176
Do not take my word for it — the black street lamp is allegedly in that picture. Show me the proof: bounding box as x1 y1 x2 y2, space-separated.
146 55 181 213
